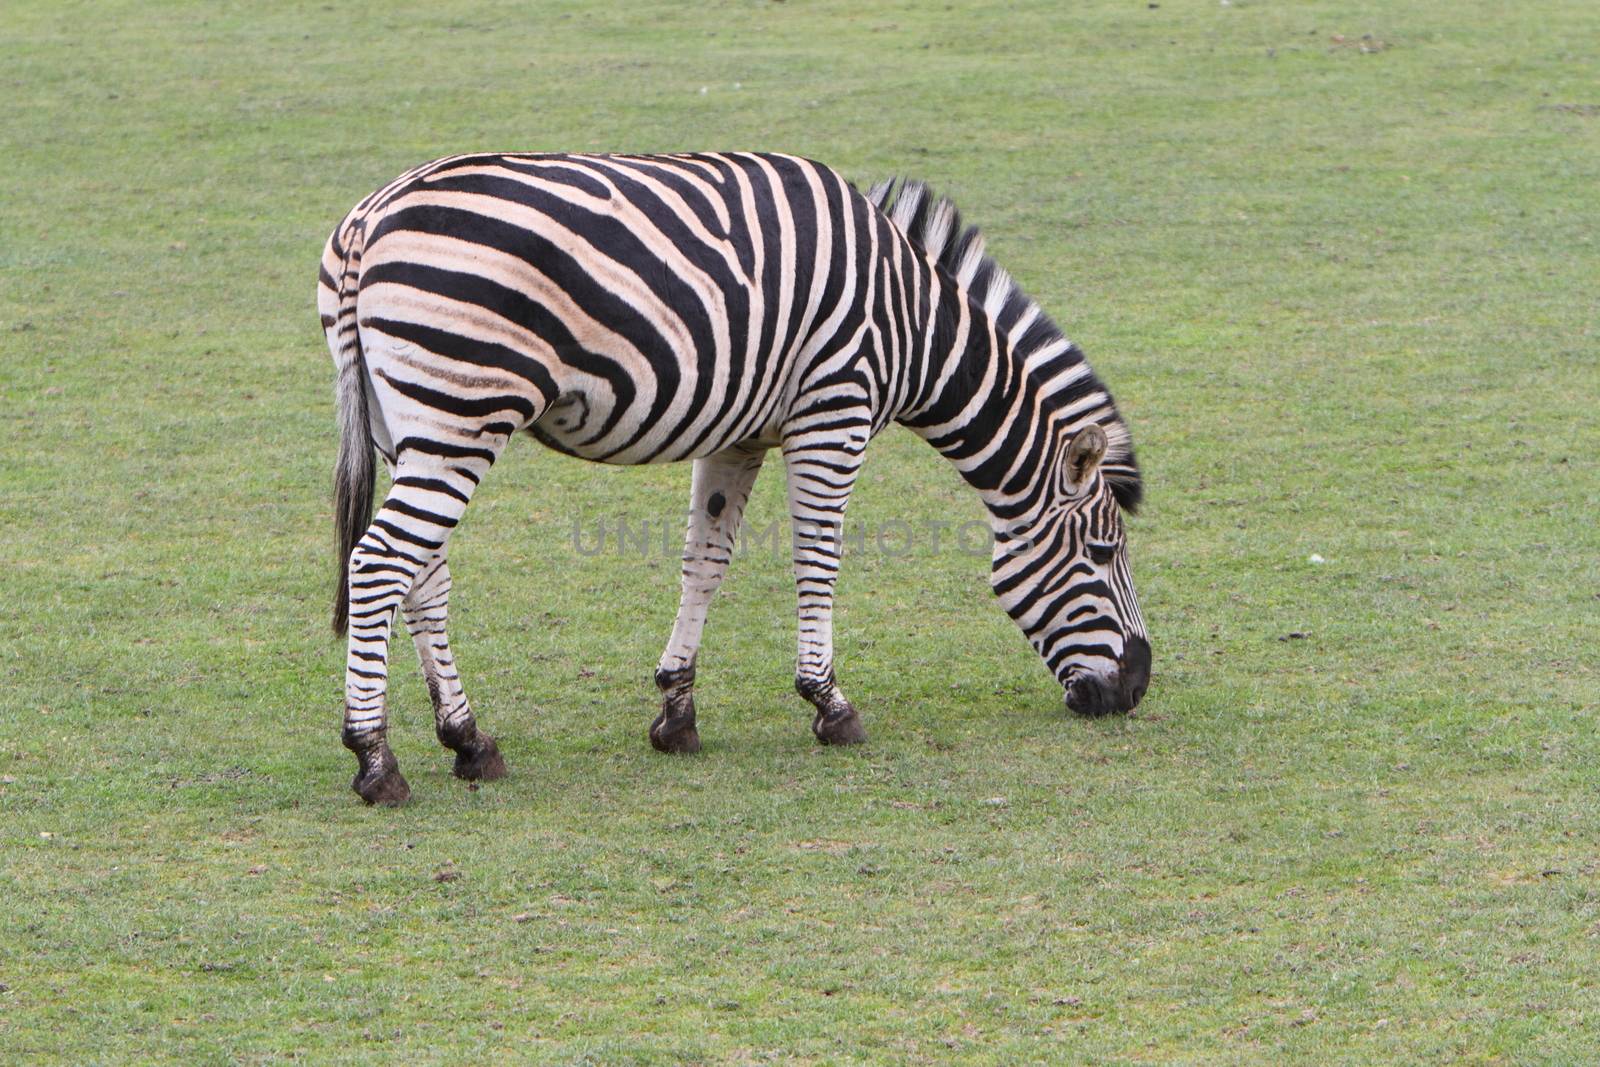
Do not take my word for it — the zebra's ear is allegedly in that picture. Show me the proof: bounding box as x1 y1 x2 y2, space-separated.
1064 425 1108 493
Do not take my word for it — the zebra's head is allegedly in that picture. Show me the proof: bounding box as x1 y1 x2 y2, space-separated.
991 424 1150 716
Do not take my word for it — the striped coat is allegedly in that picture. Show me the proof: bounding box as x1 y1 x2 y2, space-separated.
318 152 1147 804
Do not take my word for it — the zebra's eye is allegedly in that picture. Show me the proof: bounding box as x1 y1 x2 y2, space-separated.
1087 542 1118 566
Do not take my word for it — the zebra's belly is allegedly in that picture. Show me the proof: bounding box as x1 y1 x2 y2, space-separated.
528 387 782 465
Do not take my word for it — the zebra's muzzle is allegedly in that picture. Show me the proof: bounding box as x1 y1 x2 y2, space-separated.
1065 635 1151 716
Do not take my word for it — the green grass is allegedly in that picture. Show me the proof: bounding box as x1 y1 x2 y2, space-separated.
3 0 1598 1062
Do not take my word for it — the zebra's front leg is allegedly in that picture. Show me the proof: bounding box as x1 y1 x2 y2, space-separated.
403 555 506 782
651 446 767 753
782 412 870 746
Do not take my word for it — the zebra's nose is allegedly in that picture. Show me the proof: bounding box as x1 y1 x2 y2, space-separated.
1065 636 1151 716
1065 672 1120 716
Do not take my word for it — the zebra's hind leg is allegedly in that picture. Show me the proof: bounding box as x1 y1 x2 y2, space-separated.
650 446 767 753
343 455 490 805
403 555 506 782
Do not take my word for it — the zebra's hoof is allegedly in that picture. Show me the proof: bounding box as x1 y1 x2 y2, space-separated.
649 711 702 755
352 748 411 806
452 733 507 781
813 707 867 746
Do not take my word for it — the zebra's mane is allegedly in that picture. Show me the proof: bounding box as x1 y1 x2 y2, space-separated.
865 178 1142 514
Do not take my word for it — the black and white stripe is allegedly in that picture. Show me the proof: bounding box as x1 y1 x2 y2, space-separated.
317 152 1147 804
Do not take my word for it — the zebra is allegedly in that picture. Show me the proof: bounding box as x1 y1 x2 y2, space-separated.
318 152 1149 805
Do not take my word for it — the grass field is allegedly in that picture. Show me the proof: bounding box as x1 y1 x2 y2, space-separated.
3 0 1598 1062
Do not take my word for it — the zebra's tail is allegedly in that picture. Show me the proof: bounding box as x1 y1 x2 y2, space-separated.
324 219 375 638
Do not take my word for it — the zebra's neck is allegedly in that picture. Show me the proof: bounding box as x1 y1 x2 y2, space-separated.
898 276 1123 529
867 177 1139 524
